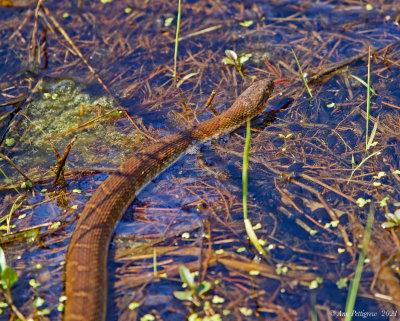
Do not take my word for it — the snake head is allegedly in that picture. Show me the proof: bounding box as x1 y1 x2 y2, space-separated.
242 79 275 117
214 78 275 130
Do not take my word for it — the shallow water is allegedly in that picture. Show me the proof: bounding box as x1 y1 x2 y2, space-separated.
1 0 400 320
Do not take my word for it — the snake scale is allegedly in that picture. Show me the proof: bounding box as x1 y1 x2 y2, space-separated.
64 79 275 321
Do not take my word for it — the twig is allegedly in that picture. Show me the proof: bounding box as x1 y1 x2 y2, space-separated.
29 0 43 67
52 136 77 187
0 154 32 183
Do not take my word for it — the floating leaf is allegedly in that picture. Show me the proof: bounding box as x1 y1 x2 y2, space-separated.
5 138 15 147
212 295 225 304
356 198 371 208
198 281 211 296
381 221 397 229
285 133 293 139
140 314 155 321
50 222 61 230
173 290 192 301
380 197 389 207
35 297 45 308
238 53 252 64
188 314 198 321
374 172 386 179
239 20 253 27
258 239 267 246
222 57 235 65
21 181 33 189
164 17 174 27
331 220 339 228
181 232 190 239
336 278 348 289
385 213 396 222
309 279 319 289
252 223 262 230
128 302 140 310
29 279 41 288
38 308 51 315
239 307 253 316
276 266 288 275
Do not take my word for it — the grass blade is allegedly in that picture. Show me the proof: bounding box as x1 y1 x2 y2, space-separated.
292 49 313 98
365 47 371 151
350 74 376 96
366 117 378 151
347 150 382 184
345 205 374 321
153 248 158 280
243 120 250 220
243 120 268 258
173 0 182 81
0 165 22 196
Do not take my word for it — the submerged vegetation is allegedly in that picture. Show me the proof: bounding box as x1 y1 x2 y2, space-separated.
2 78 143 184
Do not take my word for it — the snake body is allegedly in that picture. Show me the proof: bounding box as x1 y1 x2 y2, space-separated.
64 79 275 321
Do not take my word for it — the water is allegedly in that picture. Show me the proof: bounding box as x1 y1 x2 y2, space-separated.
0 0 400 320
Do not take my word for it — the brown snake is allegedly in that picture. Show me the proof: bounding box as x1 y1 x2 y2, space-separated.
64 79 275 321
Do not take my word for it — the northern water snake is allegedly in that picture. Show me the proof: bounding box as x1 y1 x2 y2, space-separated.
64 79 275 321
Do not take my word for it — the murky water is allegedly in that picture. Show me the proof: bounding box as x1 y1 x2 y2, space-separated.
1 0 400 320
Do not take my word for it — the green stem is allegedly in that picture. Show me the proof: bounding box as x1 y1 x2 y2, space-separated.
365 47 371 151
242 120 250 220
173 0 182 81
345 206 374 321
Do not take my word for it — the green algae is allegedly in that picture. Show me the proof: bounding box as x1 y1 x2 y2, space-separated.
3 78 143 181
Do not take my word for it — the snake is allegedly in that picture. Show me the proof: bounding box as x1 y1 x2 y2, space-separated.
64 79 275 321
